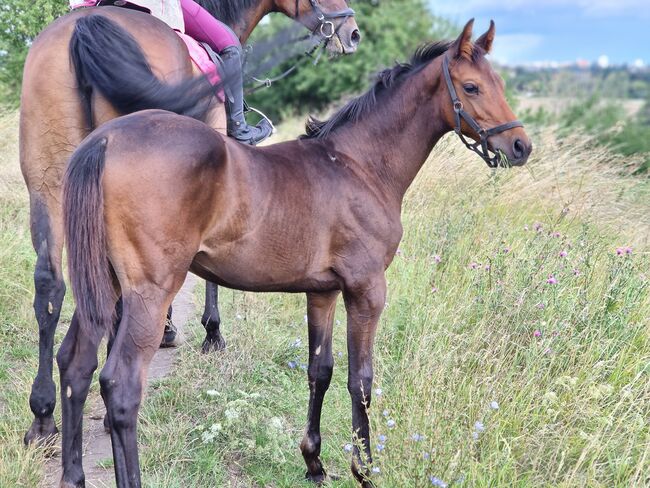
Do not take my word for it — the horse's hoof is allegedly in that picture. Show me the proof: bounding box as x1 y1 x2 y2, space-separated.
24 416 58 447
201 334 226 354
305 470 327 484
159 319 177 348
59 477 85 488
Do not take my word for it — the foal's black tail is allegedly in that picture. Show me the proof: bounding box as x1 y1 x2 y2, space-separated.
69 14 216 130
63 135 115 340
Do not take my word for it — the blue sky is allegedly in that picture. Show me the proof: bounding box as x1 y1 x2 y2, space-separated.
428 0 649 65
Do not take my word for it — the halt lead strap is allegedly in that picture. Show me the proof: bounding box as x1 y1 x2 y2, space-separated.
442 55 523 168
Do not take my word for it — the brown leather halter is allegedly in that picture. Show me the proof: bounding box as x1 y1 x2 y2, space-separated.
443 55 523 168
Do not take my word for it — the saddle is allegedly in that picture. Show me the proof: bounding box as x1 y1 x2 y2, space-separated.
69 0 223 92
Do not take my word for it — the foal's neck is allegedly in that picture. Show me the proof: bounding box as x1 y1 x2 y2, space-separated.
334 58 451 201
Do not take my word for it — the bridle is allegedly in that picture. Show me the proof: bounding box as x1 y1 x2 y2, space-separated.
246 0 354 94
294 0 355 40
442 55 523 168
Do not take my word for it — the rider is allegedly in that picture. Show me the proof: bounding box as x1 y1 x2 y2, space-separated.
70 0 273 145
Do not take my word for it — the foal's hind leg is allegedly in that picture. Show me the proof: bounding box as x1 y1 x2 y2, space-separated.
100 285 180 487
24 198 66 445
57 311 105 487
301 291 339 482
201 281 226 353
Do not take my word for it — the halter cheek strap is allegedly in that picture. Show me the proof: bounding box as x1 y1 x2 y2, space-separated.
442 55 523 168
294 0 355 39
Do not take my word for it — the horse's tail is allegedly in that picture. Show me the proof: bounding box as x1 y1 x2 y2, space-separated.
63 134 115 339
69 14 216 130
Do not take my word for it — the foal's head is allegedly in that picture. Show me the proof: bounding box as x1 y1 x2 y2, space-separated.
439 20 532 166
274 0 360 54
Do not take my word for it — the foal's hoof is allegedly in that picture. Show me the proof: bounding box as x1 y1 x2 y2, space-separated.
103 413 111 434
159 319 177 348
24 416 58 447
306 470 339 485
201 333 226 354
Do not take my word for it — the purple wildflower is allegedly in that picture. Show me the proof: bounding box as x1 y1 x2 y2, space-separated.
372 466 381 474
287 361 297 369
387 419 396 429
573 268 581 276
559 250 568 258
533 222 543 232
376 443 385 452
536 302 546 309
378 434 387 443
469 262 479 270
344 443 353 452
433 254 442 263
534 330 542 338
546 275 558 285
430 476 448 488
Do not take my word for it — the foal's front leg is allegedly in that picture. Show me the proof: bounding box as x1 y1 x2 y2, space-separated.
344 276 386 487
301 291 340 482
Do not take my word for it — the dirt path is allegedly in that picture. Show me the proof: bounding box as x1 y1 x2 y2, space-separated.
42 274 198 488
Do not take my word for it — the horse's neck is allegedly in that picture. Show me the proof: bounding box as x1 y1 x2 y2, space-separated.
230 0 273 42
335 61 450 201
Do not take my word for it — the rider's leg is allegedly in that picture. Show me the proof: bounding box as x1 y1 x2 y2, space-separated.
180 0 273 145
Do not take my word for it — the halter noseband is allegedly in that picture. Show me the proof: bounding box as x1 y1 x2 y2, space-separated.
442 55 523 168
295 0 355 39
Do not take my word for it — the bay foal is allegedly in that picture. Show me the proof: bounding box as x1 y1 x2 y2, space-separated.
20 0 359 445
61 20 531 487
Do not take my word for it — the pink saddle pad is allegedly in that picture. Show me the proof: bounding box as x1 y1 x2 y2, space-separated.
175 32 223 98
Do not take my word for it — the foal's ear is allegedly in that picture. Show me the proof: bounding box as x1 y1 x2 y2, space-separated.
452 19 475 60
476 20 496 54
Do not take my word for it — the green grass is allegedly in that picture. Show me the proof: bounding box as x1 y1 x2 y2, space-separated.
1 112 649 487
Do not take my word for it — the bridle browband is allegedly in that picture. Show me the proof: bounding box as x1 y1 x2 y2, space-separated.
295 0 355 39
442 55 523 168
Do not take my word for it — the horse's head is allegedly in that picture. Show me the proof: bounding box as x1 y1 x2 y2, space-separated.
274 0 361 54
440 20 532 167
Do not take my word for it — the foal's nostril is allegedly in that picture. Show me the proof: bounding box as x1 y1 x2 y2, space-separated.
513 139 525 159
350 29 361 46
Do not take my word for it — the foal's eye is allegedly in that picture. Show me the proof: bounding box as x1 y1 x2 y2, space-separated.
463 83 479 95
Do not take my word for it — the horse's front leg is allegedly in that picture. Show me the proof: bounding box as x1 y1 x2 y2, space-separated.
201 281 226 353
301 291 340 482
344 275 386 487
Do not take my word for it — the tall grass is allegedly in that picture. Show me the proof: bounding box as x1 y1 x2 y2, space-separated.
0 112 648 487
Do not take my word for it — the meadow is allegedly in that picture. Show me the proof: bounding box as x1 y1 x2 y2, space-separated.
0 110 648 487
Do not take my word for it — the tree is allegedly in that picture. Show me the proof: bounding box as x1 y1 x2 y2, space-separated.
0 0 67 107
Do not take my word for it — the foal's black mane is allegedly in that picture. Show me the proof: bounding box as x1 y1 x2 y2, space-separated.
195 0 258 26
304 40 454 140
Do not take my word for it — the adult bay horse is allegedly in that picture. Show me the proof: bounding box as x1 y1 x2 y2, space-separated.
20 0 359 445
61 20 531 487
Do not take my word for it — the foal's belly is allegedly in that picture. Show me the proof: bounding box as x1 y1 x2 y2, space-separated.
190 248 341 293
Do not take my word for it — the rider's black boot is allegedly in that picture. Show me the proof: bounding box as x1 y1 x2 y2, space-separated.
220 45 273 145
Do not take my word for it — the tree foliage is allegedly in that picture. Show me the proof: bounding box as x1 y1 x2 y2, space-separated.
0 0 68 106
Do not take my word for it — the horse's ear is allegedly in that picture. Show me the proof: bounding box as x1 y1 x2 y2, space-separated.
476 20 496 54
452 19 474 60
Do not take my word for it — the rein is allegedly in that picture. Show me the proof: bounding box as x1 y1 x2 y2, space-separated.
442 55 523 168
245 0 355 93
